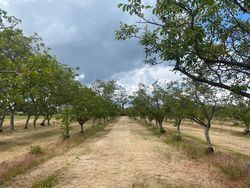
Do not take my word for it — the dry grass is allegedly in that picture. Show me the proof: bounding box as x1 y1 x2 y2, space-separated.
132 177 187 188
138 119 250 187
208 153 249 180
0 120 111 185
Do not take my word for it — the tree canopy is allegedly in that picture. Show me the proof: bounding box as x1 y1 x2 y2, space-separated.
116 0 250 98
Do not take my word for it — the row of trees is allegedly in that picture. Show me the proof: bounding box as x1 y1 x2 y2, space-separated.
0 9 72 131
0 9 126 134
128 80 249 153
116 0 249 154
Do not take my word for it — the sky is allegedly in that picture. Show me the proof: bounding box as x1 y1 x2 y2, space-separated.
0 0 181 93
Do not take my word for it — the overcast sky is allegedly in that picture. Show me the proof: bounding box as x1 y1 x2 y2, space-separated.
0 0 181 93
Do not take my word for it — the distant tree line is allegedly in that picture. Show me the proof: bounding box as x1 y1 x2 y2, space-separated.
126 79 249 153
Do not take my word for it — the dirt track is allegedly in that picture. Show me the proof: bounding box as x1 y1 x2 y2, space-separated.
4 117 237 188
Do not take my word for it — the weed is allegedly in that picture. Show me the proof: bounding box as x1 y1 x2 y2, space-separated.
30 145 44 155
31 175 58 188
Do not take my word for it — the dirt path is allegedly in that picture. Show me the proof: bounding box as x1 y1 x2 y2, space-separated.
5 117 235 188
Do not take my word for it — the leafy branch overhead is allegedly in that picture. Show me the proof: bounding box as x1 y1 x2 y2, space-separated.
116 0 250 98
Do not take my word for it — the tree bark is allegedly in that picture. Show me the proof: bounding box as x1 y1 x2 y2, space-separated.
33 115 39 128
245 124 250 134
205 125 214 153
80 124 84 133
158 121 166 134
205 126 212 147
9 108 15 130
176 119 182 137
155 120 159 128
92 118 96 128
0 110 6 132
40 116 47 126
24 115 31 129
47 115 52 126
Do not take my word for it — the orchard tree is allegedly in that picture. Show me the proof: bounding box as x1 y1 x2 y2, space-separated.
0 29 33 130
71 87 95 133
61 108 71 139
92 80 117 102
131 83 150 122
150 82 167 133
131 82 167 133
116 0 250 98
165 82 189 138
184 80 228 153
114 85 129 110
232 98 250 134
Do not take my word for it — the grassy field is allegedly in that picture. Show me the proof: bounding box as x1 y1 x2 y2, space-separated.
0 117 249 188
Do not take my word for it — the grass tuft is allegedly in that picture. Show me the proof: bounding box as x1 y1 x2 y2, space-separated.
31 175 58 188
30 145 44 155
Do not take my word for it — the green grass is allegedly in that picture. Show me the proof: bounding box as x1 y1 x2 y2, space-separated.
4 115 27 121
31 175 58 188
30 145 45 155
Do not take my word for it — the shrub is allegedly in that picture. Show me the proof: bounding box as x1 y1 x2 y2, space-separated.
30 145 44 155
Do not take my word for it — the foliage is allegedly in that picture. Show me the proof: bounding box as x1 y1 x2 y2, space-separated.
60 108 71 139
116 0 250 98
0 9 121 132
29 145 44 155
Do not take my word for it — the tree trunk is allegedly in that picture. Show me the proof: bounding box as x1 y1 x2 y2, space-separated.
245 124 250 134
41 116 47 126
47 115 52 126
24 115 31 129
9 108 15 130
33 115 39 128
0 110 6 132
158 121 166 134
205 125 214 154
80 124 84 133
92 118 96 128
177 121 181 137
155 120 159 128
65 126 70 138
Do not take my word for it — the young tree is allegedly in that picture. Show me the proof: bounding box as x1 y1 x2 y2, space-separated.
165 82 189 138
71 87 95 133
184 81 228 153
61 108 71 139
150 82 167 133
232 98 250 134
131 83 150 122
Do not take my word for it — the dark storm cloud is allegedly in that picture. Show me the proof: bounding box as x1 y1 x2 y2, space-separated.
1 0 145 83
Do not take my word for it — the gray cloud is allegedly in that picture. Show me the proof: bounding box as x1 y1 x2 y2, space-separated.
1 0 181 86
1 0 145 83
